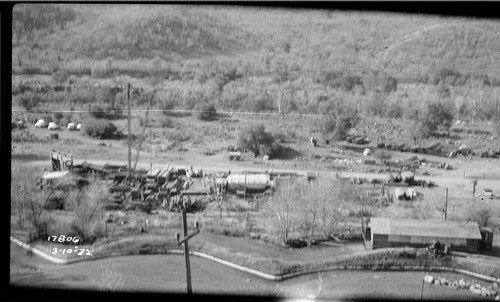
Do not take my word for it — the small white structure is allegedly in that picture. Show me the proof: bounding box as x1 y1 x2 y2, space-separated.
394 188 406 200
406 188 417 200
48 122 59 130
76 123 82 131
310 137 317 147
363 148 372 156
35 119 47 128
67 122 76 130
41 170 69 186
483 188 494 198
228 151 241 160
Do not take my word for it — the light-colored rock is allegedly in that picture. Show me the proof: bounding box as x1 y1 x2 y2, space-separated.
459 279 466 288
424 275 434 283
482 287 491 297
452 281 459 289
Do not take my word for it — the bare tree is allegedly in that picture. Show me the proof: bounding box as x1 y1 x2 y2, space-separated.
67 176 107 243
316 180 353 239
265 177 354 246
11 162 51 242
467 202 493 228
264 180 301 245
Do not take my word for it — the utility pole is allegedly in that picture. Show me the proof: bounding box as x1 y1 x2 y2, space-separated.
444 188 448 221
420 278 425 300
472 180 477 200
496 98 498 121
133 94 153 171
361 192 366 244
176 208 200 295
127 83 131 184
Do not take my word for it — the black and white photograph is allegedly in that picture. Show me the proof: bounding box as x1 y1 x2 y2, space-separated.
7 3 500 301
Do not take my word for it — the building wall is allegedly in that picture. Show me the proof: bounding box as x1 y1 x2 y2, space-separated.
372 233 479 253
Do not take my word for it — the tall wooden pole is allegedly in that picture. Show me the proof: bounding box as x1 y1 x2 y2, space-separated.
496 98 498 121
133 95 153 172
444 188 448 221
182 208 192 294
244 173 247 200
420 278 425 300
127 83 131 183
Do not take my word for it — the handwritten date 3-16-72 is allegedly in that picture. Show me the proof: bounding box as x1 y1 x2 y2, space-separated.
52 247 93 256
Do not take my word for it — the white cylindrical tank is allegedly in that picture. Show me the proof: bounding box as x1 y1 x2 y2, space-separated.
48 122 58 130
35 119 47 128
226 174 270 186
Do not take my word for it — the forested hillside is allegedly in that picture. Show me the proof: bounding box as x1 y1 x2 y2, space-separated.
11 4 500 126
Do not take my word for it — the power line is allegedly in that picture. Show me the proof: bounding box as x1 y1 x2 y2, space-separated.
11 108 368 118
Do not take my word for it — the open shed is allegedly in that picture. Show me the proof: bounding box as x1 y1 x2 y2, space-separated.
369 217 482 253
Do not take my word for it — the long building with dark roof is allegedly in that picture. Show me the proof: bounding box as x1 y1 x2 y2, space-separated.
368 217 482 253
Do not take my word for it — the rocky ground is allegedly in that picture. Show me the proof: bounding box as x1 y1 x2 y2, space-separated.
349 117 500 158
424 274 500 300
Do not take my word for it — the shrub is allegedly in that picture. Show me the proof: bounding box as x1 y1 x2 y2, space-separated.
386 103 403 118
52 70 70 84
66 179 108 244
82 117 117 139
412 120 431 139
430 68 462 85
419 102 454 136
161 98 176 116
495 121 500 137
331 75 363 92
437 82 451 98
321 115 337 136
363 74 398 94
89 105 109 119
16 92 44 111
238 124 276 157
197 103 217 121
321 114 359 141
374 149 392 163
381 76 398 94
335 115 359 141
160 117 174 128
52 112 64 123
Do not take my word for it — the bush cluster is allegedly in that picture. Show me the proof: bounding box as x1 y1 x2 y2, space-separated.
16 92 45 111
238 124 282 158
197 103 218 121
82 117 117 139
412 102 454 139
321 114 360 141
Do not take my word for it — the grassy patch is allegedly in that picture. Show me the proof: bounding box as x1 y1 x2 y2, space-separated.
18 230 500 280
454 257 500 279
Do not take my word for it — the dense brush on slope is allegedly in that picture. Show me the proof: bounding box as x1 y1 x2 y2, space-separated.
12 4 500 79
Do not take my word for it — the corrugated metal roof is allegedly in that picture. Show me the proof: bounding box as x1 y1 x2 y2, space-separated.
370 217 481 240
